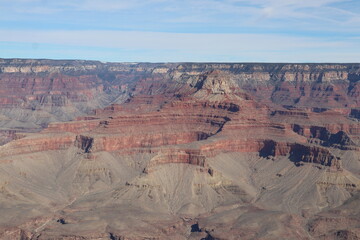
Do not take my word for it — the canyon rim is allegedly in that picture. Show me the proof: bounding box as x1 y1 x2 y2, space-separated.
0 59 359 239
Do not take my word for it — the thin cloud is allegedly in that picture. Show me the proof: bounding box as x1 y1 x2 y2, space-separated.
1 0 359 30
69 0 143 11
0 30 353 51
0 0 359 62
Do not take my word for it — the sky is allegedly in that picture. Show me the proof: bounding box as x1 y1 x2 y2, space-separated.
0 0 359 62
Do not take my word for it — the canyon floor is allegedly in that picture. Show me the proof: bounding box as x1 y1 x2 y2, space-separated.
0 59 359 239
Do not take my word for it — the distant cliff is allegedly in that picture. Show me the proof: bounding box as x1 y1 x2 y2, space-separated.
0 59 359 130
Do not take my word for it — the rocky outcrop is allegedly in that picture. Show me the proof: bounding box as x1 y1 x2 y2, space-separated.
350 108 360 119
291 123 359 150
328 131 357 148
145 149 208 173
75 135 94 153
0 129 18 145
290 144 336 166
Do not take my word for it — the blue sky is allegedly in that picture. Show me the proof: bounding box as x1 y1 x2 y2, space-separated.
0 0 359 62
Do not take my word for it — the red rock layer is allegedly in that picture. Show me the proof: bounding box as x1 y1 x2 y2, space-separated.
0 133 74 158
0 73 103 107
1 60 359 170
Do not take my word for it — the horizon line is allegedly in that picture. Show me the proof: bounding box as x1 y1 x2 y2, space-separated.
1 57 359 65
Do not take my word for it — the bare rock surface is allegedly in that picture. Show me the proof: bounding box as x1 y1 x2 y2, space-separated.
0 59 359 239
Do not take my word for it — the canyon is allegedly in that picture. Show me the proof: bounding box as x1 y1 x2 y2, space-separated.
0 59 359 239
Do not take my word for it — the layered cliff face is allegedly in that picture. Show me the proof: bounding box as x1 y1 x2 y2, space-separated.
0 59 156 135
1 60 359 131
0 59 359 239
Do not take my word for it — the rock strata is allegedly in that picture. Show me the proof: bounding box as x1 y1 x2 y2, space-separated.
0 59 359 239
